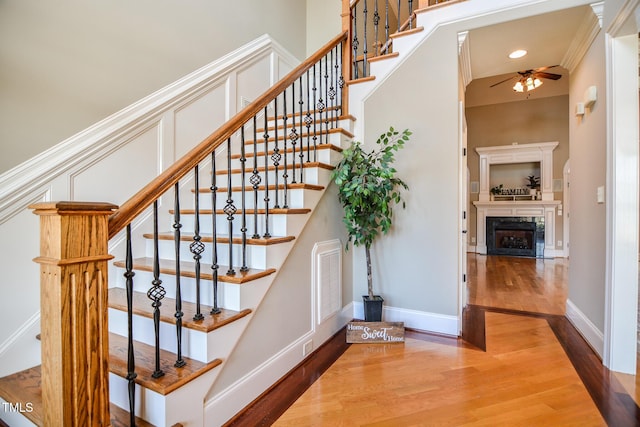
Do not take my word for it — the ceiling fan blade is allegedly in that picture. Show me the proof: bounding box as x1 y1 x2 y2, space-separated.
490 76 516 88
533 65 559 72
533 71 562 80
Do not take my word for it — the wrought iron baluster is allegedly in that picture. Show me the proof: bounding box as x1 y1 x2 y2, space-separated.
323 55 330 145
240 127 248 271
173 183 185 368
124 224 137 427
290 82 299 184
397 0 401 32
338 42 345 114
363 0 369 77
409 0 414 29
329 48 336 129
190 166 205 321
210 152 221 314
148 201 165 378
374 0 380 56
282 90 289 209
298 76 305 183
251 116 261 239
263 108 271 238
352 3 359 79
312 64 318 162
272 98 281 208
305 70 312 164
385 0 390 53
225 138 236 275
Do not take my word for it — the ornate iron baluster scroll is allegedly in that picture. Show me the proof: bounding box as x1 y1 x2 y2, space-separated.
148 201 165 378
190 166 205 321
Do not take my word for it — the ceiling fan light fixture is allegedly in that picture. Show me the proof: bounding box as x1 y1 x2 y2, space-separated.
508 49 527 59
513 81 524 92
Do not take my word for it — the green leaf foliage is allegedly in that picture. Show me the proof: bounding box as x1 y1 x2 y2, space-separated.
331 127 411 251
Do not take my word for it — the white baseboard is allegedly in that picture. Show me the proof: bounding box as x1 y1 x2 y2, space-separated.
353 301 459 337
565 299 604 358
204 303 353 426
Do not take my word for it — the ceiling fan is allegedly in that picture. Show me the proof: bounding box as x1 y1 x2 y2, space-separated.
490 65 562 92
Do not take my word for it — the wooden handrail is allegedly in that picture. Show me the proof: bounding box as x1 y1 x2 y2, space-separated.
108 31 348 239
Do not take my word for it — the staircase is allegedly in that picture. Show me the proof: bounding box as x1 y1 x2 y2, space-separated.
0 0 472 425
0 113 354 427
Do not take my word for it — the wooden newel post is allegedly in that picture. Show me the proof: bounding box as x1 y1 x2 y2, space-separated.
30 201 118 427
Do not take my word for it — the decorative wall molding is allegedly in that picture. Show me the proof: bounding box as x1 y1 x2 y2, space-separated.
0 34 299 215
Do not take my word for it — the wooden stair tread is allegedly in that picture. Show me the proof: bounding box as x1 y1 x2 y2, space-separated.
144 232 296 246
215 161 334 175
195 182 325 193
178 208 311 215
0 365 154 426
231 143 343 159
108 287 252 333
113 258 276 284
109 333 221 396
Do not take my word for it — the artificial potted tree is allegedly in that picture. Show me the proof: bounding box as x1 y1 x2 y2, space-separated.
332 126 411 321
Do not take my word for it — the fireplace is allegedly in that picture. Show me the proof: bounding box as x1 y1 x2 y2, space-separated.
486 217 544 258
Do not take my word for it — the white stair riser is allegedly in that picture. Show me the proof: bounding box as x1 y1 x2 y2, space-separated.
214 165 332 187
175 212 307 241
190 187 322 211
110 269 227 309
230 147 342 170
110 268 275 312
149 237 294 270
109 308 251 363
109 368 218 427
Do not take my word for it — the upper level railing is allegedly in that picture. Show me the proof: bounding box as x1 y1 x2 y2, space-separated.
346 0 454 79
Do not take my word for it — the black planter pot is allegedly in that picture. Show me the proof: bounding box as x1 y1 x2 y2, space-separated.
363 295 384 322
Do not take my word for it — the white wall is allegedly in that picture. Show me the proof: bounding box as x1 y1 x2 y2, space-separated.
306 0 343 54
0 0 307 174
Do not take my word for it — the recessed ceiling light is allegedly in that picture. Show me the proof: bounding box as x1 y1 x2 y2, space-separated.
509 49 527 59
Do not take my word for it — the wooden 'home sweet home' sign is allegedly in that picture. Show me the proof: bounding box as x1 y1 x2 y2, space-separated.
346 321 405 344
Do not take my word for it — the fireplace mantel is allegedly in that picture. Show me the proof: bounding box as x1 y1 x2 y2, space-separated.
476 142 558 202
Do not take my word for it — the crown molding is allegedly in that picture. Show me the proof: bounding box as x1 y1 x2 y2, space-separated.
561 4 602 73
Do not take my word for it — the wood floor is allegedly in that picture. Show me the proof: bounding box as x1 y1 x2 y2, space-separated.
231 254 640 426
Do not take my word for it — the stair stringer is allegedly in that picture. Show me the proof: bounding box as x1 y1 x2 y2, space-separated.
202 177 355 426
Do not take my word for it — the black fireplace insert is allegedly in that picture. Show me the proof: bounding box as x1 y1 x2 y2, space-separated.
486 217 544 258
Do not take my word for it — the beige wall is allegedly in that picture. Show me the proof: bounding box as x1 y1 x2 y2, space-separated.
465 95 570 252
568 31 607 331
0 0 307 174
